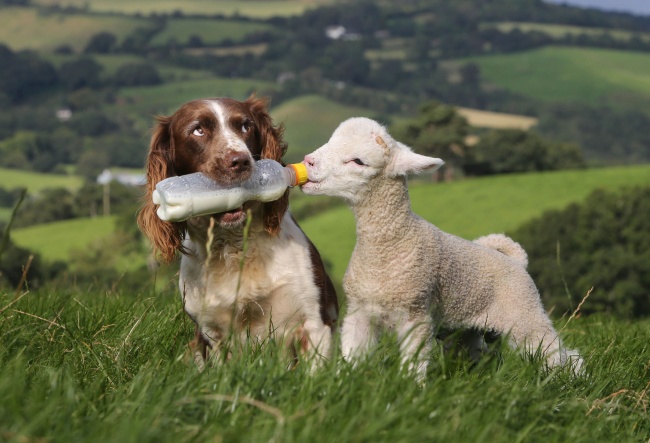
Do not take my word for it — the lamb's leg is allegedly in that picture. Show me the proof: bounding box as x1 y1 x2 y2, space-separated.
397 316 433 381
341 307 377 363
474 305 583 373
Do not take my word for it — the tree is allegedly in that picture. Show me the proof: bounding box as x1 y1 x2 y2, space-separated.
112 63 162 87
59 58 103 91
464 129 585 175
511 186 650 319
390 100 470 180
84 32 118 54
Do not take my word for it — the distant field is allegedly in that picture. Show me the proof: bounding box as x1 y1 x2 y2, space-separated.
112 77 277 132
271 95 380 162
485 21 650 42
0 7 152 52
300 164 650 283
11 216 117 262
31 0 334 18
150 18 275 47
0 168 83 193
456 107 538 130
0 207 11 223
460 46 650 109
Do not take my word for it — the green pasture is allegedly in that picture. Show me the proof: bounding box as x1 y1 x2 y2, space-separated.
11 216 117 263
0 168 83 193
0 207 10 223
1 287 648 442
485 21 650 42
31 0 335 18
112 77 276 132
300 164 650 284
460 46 650 109
0 7 153 52
271 95 381 162
150 18 275 47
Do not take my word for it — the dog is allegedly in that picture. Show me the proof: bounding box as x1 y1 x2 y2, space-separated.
137 95 338 368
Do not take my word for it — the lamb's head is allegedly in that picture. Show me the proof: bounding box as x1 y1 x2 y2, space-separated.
302 117 444 203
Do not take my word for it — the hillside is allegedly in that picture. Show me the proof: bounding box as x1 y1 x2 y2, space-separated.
300 164 650 283
456 46 650 110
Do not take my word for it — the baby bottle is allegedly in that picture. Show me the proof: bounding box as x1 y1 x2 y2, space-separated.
152 160 309 222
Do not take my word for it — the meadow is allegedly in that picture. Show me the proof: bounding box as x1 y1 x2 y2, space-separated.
30 0 335 18
458 46 650 110
149 18 275 47
485 21 650 42
0 287 648 442
0 7 152 52
0 167 83 193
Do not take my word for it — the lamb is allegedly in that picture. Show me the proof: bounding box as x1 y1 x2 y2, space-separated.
301 117 583 378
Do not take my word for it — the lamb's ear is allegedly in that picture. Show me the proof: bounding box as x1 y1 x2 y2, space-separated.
388 142 444 176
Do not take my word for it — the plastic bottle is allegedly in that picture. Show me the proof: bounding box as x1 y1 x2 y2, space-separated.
152 159 309 222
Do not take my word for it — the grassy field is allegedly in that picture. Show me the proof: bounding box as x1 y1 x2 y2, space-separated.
271 95 381 162
112 77 277 132
150 18 275 47
11 216 117 263
456 107 538 130
0 7 152 52
459 46 650 109
299 164 650 284
31 0 335 18
484 21 650 42
0 288 648 442
0 168 83 193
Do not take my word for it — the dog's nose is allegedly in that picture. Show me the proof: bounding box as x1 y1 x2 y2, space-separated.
228 153 251 173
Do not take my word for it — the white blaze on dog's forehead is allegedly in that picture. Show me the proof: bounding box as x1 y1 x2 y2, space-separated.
207 100 250 154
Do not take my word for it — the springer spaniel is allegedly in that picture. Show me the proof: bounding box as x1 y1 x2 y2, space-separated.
138 95 338 368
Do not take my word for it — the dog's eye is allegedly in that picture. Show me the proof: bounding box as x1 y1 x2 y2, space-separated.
241 121 251 133
348 158 365 166
193 127 204 137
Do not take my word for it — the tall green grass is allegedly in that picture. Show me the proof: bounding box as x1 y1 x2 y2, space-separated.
0 288 647 442
300 165 650 283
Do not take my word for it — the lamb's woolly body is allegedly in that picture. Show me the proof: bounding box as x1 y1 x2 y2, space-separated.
303 117 582 377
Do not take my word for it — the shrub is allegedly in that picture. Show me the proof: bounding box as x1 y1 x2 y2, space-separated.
511 186 650 318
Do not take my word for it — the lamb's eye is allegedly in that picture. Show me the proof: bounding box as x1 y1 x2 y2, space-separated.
349 158 365 166
193 127 204 136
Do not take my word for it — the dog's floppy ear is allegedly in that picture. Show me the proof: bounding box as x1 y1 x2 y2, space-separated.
387 141 444 177
137 116 188 263
245 94 289 235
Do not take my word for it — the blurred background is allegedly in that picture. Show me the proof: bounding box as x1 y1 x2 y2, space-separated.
0 0 648 319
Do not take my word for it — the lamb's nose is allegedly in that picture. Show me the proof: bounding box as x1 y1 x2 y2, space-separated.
229 153 251 173
304 154 315 167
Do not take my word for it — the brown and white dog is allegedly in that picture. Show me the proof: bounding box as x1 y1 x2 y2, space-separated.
137 95 338 368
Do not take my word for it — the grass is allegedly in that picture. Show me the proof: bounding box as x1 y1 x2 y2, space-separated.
11 216 117 263
459 46 650 109
0 208 11 223
112 77 277 132
31 0 336 18
485 21 650 42
456 107 538 130
271 95 381 162
0 168 83 193
0 287 648 442
0 7 153 52
299 164 650 283
150 18 275 47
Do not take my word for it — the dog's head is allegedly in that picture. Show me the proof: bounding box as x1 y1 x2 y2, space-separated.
138 95 289 262
302 117 444 203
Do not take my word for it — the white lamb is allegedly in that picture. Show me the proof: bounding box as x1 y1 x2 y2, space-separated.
301 117 583 378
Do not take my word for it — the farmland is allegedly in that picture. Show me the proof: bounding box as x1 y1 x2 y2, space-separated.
459 46 650 109
0 167 83 193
